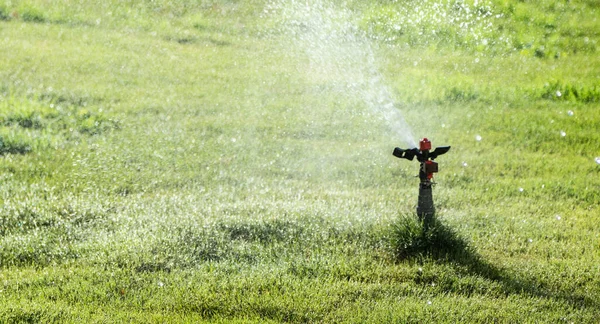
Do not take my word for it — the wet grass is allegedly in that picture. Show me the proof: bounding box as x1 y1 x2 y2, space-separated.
0 0 599 322
0 95 118 157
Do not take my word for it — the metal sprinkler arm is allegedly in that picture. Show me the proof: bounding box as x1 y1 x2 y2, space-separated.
430 146 451 160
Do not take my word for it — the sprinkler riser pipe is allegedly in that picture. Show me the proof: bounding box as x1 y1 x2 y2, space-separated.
417 163 435 224
417 182 435 225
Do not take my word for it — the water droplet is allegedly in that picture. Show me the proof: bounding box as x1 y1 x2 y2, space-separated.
556 90 562 97
567 110 574 116
560 131 566 137
475 135 482 141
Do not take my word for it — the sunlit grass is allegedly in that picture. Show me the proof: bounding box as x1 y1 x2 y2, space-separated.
0 0 599 322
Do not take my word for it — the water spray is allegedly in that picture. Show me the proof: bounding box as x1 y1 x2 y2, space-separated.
393 138 450 226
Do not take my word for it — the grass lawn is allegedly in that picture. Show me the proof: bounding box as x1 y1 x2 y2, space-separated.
1 0 599 322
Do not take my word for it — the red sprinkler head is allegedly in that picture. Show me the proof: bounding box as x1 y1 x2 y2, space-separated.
419 138 432 152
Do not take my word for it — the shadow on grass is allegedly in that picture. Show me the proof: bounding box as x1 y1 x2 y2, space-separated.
391 215 596 309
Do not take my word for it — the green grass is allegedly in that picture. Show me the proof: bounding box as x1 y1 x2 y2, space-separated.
0 0 599 322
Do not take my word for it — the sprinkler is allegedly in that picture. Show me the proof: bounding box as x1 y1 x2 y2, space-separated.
393 138 450 226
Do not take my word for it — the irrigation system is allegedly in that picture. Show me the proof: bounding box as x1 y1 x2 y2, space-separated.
393 138 451 226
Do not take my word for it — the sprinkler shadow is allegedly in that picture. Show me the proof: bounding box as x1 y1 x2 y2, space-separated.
391 215 596 309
